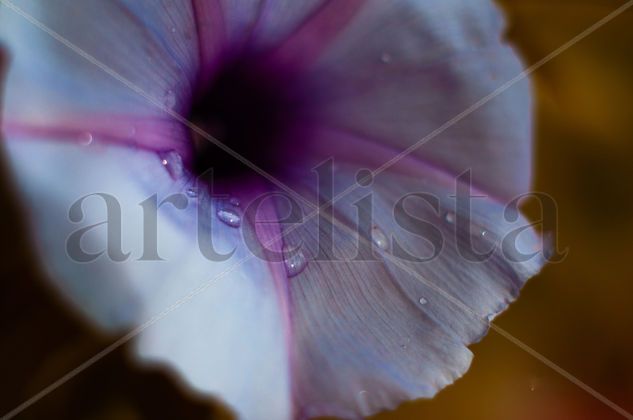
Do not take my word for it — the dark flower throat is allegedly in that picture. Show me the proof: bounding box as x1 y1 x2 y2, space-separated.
188 54 311 183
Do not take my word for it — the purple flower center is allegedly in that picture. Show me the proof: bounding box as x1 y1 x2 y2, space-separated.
188 52 315 183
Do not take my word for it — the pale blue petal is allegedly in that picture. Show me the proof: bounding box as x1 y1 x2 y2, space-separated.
0 0 198 125
4 139 291 420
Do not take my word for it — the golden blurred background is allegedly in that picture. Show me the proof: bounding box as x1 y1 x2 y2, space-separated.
1 1 632 419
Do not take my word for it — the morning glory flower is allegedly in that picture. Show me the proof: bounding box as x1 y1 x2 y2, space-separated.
0 1 544 419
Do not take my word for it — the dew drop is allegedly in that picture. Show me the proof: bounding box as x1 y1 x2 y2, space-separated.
158 151 184 179
469 224 499 253
400 337 411 350
170 26 176 33
419 297 428 305
77 131 93 146
216 208 241 228
371 226 389 250
186 187 198 198
229 197 241 207
164 89 177 109
469 223 487 238
357 390 371 416
283 245 308 278
444 211 456 224
380 52 392 64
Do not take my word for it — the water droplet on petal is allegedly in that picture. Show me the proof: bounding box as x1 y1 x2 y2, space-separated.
170 26 176 33
159 151 184 179
419 297 428 305
186 187 198 198
468 223 489 238
216 208 241 228
78 132 93 146
357 390 371 416
283 245 308 278
444 211 455 224
229 197 241 207
467 224 499 256
371 226 389 250
380 52 392 63
400 337 411 350
164 89 177 109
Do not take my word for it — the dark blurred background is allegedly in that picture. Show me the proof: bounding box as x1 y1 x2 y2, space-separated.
1 1 632 419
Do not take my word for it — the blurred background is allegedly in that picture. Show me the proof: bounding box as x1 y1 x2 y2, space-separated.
1 0 632 419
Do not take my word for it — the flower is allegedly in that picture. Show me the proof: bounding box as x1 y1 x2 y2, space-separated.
0 1 544 419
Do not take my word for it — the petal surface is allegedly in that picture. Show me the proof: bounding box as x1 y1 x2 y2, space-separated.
307 0 533 200
0 2 297 418
274 162 543 418
0 0 198 155
192 0 364 81
3 138 291 420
